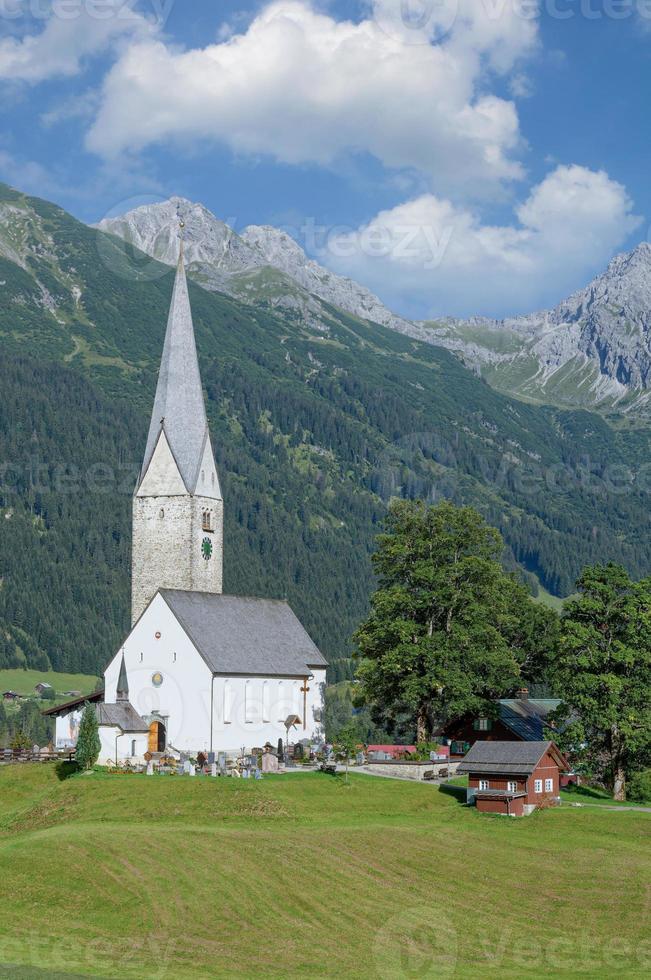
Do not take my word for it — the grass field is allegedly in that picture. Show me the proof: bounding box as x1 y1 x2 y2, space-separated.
0 669 99 699
0 767 649 979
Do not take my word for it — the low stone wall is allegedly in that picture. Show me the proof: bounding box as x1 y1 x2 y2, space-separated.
363 760 460 781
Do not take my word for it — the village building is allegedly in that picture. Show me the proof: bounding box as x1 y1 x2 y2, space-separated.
437 689 561 758
46 235 327 762
457 740 568 816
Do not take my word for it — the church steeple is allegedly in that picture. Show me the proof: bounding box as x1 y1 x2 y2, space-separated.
138 243 220 496
116 653 129 702
131 222 224 625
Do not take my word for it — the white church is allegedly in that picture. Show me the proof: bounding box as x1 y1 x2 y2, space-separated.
49 240 327 762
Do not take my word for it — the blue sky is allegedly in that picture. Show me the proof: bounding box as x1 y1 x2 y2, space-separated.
1 0 649 318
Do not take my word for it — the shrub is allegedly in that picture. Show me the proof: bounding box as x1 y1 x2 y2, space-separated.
628 769 651 804
75 704 101 770
10 731 31 752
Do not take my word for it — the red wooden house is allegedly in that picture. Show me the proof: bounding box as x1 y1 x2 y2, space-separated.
456 740 568 816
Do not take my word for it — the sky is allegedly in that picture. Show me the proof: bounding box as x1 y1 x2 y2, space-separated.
0 0 650 319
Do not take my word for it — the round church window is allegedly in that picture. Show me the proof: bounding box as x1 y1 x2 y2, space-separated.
152 672 164 688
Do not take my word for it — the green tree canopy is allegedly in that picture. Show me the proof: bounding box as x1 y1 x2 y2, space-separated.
75 704 101 771
550 563 651 801
355 499 556 741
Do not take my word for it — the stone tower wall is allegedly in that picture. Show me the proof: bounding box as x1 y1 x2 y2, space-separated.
131 494 223 624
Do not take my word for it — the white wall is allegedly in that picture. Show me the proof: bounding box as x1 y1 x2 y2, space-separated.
98 725 148 765
105 594 326 754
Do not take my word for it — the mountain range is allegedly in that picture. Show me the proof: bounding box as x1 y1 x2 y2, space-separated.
2 181 651 681
99 198 651 419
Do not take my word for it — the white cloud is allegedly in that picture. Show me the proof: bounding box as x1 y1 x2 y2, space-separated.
323 165 642 317
86 0 538 193
0 0 155 83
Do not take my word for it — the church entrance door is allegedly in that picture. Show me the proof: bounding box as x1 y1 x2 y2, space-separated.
148 721 166 754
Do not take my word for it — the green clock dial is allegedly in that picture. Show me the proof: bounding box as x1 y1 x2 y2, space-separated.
201 537 213 561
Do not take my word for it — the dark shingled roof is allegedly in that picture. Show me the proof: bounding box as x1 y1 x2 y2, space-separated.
498 698 561 740
95 703 149 733
160 590 328 676
456 740 566 776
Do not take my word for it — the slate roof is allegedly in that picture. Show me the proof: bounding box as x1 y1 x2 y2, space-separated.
456 740 566 776
160 590 328 676
499 698 561 740
138 249 216 494
95 702 149 733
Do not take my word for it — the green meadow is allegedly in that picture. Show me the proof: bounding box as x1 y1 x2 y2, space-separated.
0 766 648 979
0 670 99 700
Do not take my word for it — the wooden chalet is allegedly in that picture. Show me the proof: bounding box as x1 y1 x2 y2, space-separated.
456 740 568 817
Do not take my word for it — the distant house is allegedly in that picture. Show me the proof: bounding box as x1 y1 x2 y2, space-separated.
366 744 416 761
35 683 53 695
63 691 82 698
437 689 561 757
456 741 568 817
2 691 19 701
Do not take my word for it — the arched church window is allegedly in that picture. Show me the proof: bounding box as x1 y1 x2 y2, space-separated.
202 510 213 532
159 508 165 519
223 680 232 724
173 652 177 663
131 740 136 757
277 680 285 722
245 680 253 723
262 681 270 723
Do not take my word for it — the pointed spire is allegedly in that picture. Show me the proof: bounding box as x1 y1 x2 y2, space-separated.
138 238 215 493
116 652 129 702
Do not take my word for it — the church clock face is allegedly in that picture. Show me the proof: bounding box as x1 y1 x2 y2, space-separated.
201 537 213 561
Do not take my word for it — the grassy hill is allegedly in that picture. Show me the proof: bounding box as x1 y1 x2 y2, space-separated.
0 669 98 698
0 765 648 978
3 180 651 680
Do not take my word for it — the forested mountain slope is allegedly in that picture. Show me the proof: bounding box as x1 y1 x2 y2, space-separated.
2 182 651 680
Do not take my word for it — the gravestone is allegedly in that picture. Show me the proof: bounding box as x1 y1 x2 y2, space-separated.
146 760 154 776
211 762 217 777
183 759 192 775
262 752 279 774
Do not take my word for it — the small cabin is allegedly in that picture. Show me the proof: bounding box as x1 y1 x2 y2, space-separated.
456 740 568 817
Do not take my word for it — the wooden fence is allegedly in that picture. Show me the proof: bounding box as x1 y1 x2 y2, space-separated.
0 748 75 764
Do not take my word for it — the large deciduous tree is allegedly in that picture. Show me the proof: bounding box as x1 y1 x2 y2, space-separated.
551 563 651 801
354 500 554 741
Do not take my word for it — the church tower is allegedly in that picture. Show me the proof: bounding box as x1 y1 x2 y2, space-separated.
131 237 223 624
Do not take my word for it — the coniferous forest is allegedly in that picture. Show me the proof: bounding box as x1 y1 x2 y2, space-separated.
2 182 651 682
